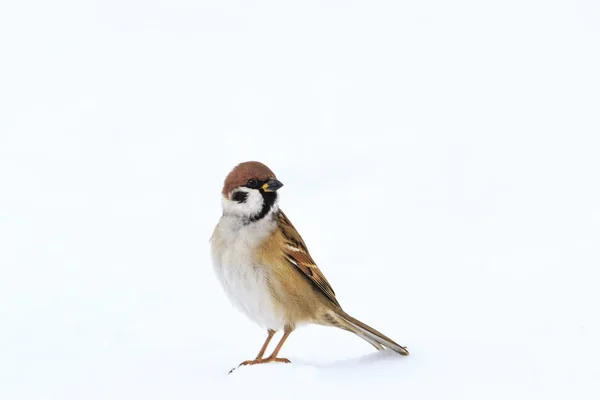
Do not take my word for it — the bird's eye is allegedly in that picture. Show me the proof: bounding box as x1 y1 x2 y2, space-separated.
247 178 259 188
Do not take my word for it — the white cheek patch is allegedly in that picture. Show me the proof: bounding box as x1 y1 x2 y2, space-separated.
222 187 264 218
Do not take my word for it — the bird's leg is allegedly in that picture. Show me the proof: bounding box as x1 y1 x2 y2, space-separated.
237 330 276 368
261 326 293 363
255 329 276 360
230 327 294 372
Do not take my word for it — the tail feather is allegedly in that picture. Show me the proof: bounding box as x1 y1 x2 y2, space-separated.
332 309 409 356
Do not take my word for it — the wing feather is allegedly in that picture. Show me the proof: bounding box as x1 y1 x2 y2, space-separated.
277 211 340 307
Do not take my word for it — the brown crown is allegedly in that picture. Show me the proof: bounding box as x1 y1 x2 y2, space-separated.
222 161 276 196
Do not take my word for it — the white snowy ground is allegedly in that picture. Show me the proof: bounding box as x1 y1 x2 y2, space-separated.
1 1 599 399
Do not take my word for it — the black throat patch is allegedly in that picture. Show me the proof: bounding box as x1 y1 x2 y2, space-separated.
247 186 277 223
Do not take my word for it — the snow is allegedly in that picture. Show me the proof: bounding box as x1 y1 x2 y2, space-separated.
1 1 599 399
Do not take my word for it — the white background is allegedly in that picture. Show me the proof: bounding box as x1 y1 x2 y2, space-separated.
1 1 599 399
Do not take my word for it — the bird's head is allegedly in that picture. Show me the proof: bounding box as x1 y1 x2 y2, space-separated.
221 161 283 221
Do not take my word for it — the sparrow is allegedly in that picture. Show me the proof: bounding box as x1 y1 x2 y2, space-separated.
210 161 409 370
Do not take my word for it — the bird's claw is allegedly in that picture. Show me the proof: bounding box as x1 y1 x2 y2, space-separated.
228 357 291 374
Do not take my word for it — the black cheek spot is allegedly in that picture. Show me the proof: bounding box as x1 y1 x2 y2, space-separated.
231 191 248 203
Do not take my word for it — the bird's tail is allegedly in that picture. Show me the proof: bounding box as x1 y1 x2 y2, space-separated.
326 309 409 356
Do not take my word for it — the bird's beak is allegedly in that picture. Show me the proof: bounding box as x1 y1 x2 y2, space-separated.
261 179 284 192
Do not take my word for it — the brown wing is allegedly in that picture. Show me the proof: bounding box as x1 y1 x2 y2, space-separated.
276 210 340 307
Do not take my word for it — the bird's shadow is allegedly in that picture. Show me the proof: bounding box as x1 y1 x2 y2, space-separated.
284 350 406 370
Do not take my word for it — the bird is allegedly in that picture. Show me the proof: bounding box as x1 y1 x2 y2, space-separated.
210 161 409 371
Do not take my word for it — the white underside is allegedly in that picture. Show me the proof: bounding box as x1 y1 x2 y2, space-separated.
211 209 286 331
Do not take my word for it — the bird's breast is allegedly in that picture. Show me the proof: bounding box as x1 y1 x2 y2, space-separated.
211 220 285 330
